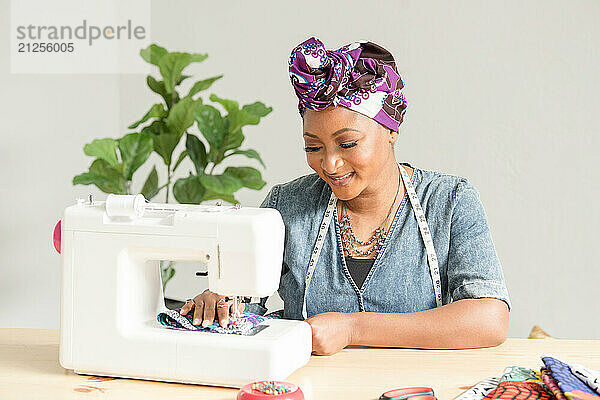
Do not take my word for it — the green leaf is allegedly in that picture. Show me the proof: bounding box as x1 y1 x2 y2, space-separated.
73 172 115 192
128 104 167 129
202 190 238 204
207 147 218 164
173 150 188 172
147 75 166 96
242 101 273 118
118 132 154 180
190 53 208 62
141 165 159 200
232 112 259 133
88 159 125 188
228 109 258 134
158 52 208 93
176 75 191 86
73 159 126 194
226 149 265 168
224 166 266 190
141 119 169 136
166 96 201 138
140 120 178 165
147 75 177 108
195 104 226 149
199 174 243 194
209 93 239 115
189 75 223 97
152 134 181 166
83 138 118 167
223 127 245 152
173 175 206 204
161 261 176 290
113 162 126 175
210 95 273 133
186 134 208 174
140 44 168 66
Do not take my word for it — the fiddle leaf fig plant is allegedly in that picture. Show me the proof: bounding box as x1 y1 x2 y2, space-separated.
72 43 272 291
73 43 272 206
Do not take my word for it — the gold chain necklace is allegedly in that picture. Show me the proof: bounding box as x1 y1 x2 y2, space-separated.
339 166 401 258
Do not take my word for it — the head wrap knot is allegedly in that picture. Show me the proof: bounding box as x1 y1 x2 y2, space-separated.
289 37 407 132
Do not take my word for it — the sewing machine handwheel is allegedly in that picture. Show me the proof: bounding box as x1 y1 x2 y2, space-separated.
53 220 61 254
237 381 304 399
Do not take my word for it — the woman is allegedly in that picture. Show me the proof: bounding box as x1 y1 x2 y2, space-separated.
181 37 511 356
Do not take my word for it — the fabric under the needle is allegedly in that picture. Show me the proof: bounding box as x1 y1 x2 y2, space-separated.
157 309 279 335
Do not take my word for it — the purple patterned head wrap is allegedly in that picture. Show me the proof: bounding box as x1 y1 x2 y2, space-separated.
289 37 407 132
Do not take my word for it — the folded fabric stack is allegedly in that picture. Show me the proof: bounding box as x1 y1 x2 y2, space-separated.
157 309 281 336
455 356 600 400
541 356 600 400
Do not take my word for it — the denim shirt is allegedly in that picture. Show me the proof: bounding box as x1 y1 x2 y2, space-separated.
257 164 511 320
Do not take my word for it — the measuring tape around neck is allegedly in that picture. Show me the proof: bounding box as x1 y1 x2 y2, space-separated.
301 165 442 319
398 165 443 308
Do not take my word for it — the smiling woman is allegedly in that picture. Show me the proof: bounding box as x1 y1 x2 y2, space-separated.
302 106 398 204
184 37 511 356
302 106 404 262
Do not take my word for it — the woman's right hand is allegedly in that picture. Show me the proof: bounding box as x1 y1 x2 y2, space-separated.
179 289 244 328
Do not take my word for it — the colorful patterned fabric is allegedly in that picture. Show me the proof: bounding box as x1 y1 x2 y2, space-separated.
452 359 600 400
541 368 567 400
157 309 278 336
483 381 554 399
288 37 407 132
454 377 500 400
542 356 600 400
483 367 552 399
499 366 547 385
570 363 600 395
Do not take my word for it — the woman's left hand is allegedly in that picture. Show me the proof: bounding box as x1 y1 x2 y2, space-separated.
305 312 354 356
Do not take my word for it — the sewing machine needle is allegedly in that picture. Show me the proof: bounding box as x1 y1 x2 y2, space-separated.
232 296 240 326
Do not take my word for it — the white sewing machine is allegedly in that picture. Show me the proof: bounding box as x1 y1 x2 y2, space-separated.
58 194 312 387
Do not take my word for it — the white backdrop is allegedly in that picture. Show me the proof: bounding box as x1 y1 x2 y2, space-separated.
1 0 599 339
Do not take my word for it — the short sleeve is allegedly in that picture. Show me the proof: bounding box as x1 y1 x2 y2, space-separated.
447 179 511 311
259 184 281 209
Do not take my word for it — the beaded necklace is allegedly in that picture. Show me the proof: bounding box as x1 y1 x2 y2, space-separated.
339 165 401 258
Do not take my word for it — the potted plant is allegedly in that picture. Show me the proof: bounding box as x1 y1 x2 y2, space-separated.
73 43 272 299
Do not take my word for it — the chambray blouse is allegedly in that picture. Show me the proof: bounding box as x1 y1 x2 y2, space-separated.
256 164 511 320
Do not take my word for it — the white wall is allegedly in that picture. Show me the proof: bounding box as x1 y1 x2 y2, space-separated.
2 0 599 339
0 0 123 327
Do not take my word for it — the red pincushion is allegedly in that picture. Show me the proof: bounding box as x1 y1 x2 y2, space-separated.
237 381 304 400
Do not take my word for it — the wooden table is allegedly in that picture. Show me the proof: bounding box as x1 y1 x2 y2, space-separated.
1 329 599 399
